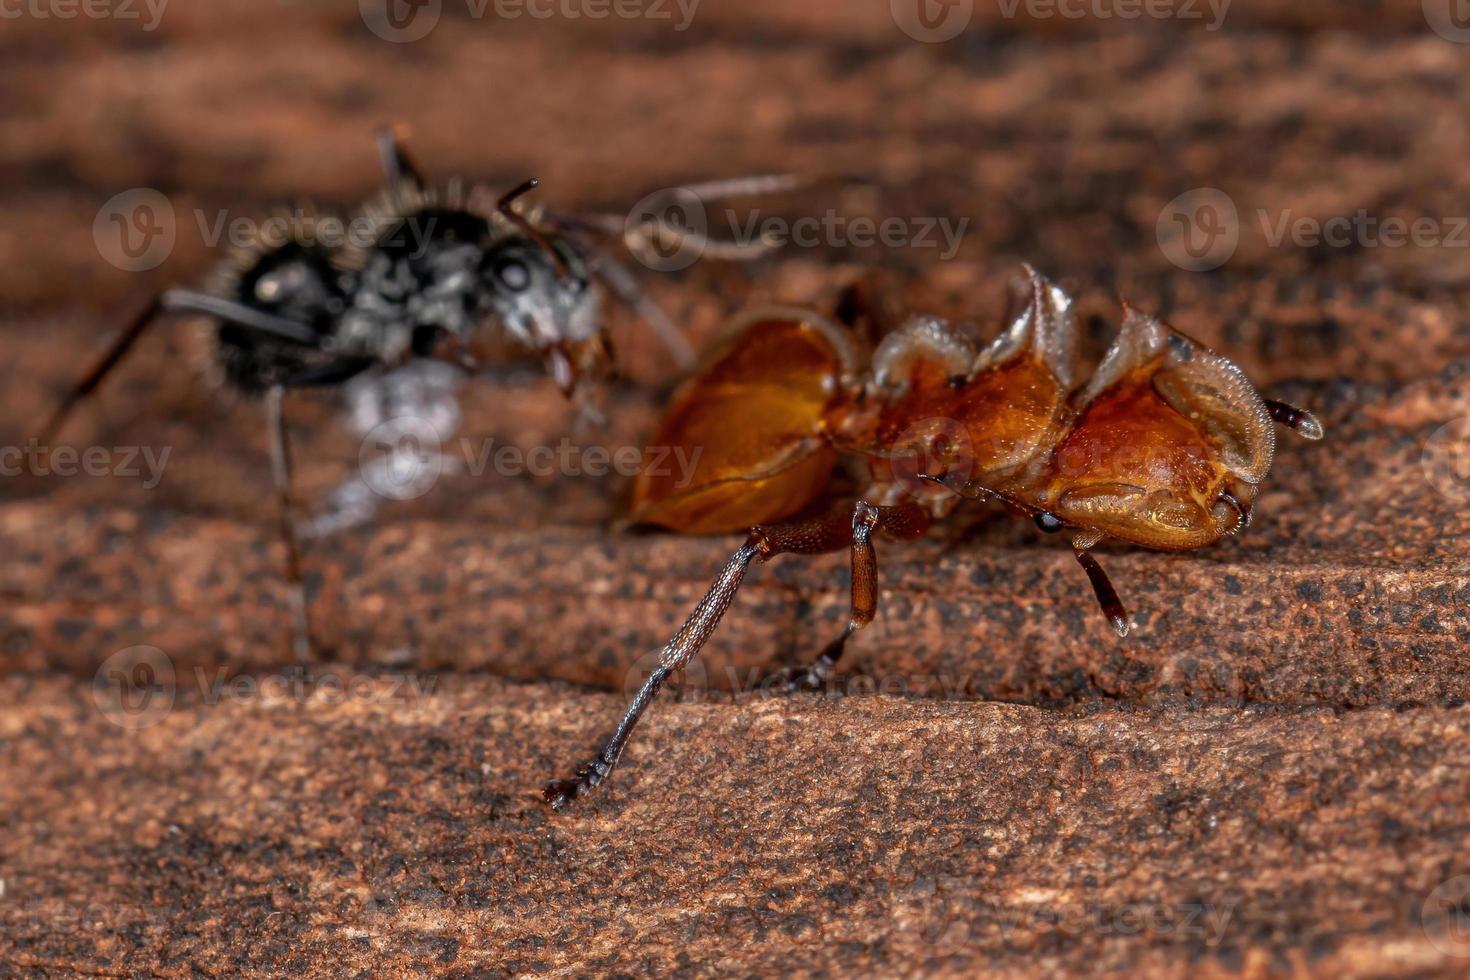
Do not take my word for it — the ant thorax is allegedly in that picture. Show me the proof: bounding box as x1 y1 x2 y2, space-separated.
337 206 493 364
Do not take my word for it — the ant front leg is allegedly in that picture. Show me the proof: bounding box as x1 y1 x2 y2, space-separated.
265 385 313 661
1071 532 1130 638
542 499 928 811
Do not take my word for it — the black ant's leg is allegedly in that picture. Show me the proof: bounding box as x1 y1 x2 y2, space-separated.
376 127 426 192
1264 399 1325 440
265 385 312 662
583 245 696 368
38 290 316 447
542 499 928 811
37 293 164 447
160 290 318 343
1072 536 1130 638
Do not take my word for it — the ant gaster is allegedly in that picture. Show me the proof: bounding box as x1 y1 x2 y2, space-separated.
543 266 1324 810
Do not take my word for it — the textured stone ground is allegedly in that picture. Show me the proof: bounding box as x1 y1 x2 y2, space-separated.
2 2 1469 977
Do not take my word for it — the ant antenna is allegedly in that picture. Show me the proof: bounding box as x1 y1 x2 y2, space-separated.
496 177 575 282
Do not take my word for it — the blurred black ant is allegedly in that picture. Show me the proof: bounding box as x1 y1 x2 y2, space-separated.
39 130 799 659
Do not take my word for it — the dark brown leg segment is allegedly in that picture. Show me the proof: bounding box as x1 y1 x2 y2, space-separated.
376 127 426 191
37 294 164 447
38 290 318 447
265 385 312 662
778 500 929 691
1074 546 1130 638
542 500 929 811
1264 399 1325 440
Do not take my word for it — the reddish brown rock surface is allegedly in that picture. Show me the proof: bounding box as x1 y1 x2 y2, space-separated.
2 2 1469 976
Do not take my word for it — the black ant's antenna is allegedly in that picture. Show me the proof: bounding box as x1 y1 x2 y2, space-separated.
496 177 575 282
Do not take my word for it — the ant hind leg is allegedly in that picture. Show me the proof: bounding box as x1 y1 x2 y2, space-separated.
542 499 929 810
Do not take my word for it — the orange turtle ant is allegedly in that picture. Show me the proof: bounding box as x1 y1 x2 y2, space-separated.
543 267 1324 809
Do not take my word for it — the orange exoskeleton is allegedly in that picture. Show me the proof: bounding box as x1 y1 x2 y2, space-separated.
544 267 1323 810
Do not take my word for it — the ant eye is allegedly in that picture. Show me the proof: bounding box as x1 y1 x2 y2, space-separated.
496 260 531 292
1034 512 1065 533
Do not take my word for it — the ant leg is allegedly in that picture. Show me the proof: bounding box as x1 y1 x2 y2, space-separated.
542 500 928 811
1264 399 1325 440
777 500 930 691
585 245 695 368
38 293 164 447
1072 536 1130 638
265 385 312 662
376 126 426 192
543 538 763 811
38 289 315 448
832 272 901 345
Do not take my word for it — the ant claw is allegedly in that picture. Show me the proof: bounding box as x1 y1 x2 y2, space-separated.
772 665 828 694
541 779 580 811
542 757 612 811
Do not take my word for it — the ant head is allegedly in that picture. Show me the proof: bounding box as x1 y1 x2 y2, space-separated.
478 180 606 394
1030 305 1275 551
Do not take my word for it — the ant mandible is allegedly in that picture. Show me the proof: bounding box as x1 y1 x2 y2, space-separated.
38 129 796 659
544 266 1324 810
